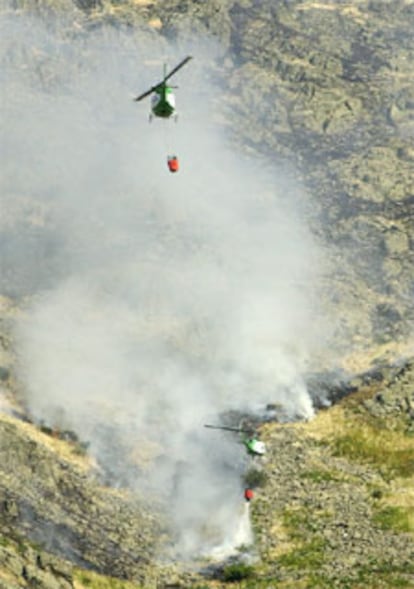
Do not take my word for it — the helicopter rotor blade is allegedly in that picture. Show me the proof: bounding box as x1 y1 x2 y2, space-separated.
163 55 193 84
204 424 243 433
133 85 159 101
134 56 192 101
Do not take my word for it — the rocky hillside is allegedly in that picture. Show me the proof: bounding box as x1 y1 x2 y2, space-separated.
1 342 413 589
7 0 413 356
222 0 414 359
253 361 414 588
1 0 414 588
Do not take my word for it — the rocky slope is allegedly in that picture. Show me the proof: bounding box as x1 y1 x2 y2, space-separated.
253 365 414 588
222 0 414 358
1 0 414 588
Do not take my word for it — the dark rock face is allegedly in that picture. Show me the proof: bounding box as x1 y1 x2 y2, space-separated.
217 0 414 352
0 538 73 589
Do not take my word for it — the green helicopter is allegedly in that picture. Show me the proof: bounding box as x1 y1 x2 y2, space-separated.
134 56 193 122
204 424 267 456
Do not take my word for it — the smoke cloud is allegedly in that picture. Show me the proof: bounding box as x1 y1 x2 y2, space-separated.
1 9 327 557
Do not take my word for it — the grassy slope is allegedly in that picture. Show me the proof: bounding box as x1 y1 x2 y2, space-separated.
249 383 414 589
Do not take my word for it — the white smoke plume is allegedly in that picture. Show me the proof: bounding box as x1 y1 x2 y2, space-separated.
1 8 327 557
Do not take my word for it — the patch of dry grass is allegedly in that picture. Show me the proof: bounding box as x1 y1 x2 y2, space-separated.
301 400 414 479
295 396 414 539
296 1 367 24
330 419 414 479
297 403 345 440
266 519 297 560
0 412 93 473
340 339 414 375
0 566 20 587
384 477 414 530
74 569 143 589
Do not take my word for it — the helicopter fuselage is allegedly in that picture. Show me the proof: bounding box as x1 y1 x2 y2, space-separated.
204 424 266 457
151 85 176 118
243 437 266 456
134 56 191 121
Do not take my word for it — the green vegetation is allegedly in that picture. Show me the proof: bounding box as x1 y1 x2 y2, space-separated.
299 468 342 483
222 562 256 582
16 539 28 556
281 505 331 538
282 506 311 538
72 441 90 456
373 506 412 533
331 423 414 479
277 538 327 571
275 506 329 574
370 486 384 500
243 467 269 488
301 574 336 588
40 424 55 436
339 558 414 588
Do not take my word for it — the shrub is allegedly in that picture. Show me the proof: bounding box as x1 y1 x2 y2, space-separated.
243 467 269 488
222 562 255 582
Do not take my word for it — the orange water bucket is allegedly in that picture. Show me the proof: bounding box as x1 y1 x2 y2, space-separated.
167 155 179 173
